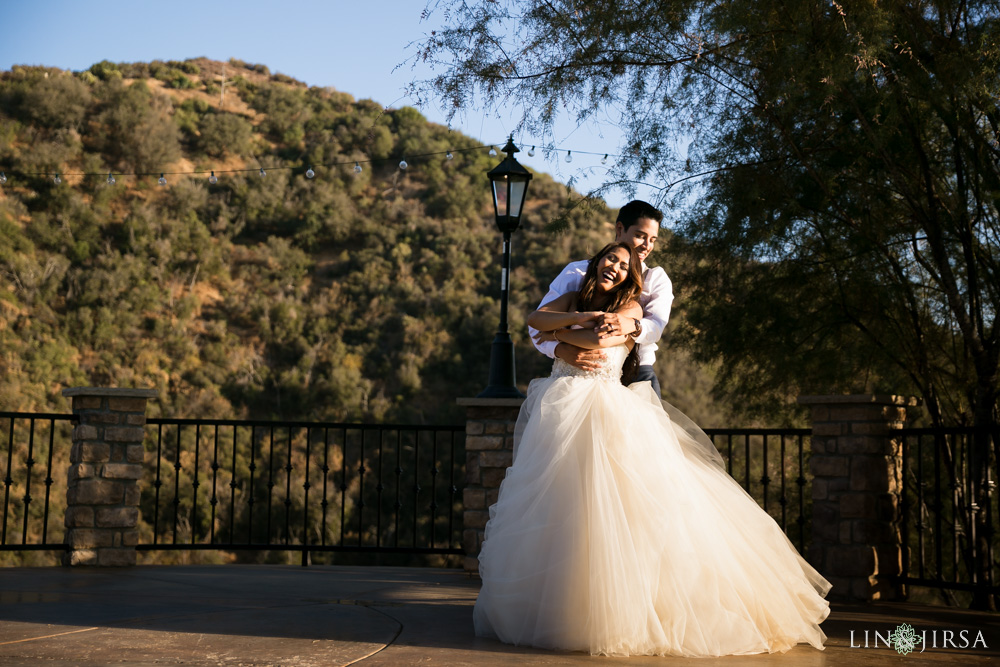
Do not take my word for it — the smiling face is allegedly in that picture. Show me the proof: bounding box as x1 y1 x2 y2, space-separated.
595 246 632 293
614 216 659 263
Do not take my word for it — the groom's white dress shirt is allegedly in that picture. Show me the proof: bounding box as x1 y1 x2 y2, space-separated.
530 260 673 367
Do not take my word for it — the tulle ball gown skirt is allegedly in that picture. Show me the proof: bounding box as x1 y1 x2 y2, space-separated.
473 362 831 657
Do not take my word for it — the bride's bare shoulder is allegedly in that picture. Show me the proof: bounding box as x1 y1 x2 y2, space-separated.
616 299 642 317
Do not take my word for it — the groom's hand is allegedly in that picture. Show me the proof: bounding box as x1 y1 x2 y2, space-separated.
533 330 557 343
555 343 605 371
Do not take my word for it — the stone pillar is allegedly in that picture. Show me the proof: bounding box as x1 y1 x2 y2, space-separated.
62 387 158 566
457 397 523 574
798 394 919 601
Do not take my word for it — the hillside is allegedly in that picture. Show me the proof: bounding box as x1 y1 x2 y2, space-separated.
0 57 729 426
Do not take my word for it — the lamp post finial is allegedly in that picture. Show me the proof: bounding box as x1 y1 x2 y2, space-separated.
502 135 519 157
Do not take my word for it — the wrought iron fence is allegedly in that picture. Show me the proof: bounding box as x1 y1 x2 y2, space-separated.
140 418 464 564
0 410 813 567
0 412 77 556
704 428 813 552
898 426 999 601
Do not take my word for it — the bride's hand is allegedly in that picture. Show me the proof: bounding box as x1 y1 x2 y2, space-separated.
576 311 604 329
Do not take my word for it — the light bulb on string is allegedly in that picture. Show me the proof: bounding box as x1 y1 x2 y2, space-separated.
107 172 116 185
305 166 315 179
446 150 454 160
354 162 363 174
488 146 498 157
399 158 408 170
209 171 218 184
527 145 535 157
0 172 6 185
601 154 609 165
258 167 266 178
53 174 61 185
565 151 573 163
158 173 167 186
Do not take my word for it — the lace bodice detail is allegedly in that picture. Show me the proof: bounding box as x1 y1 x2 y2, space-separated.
550 345 630 382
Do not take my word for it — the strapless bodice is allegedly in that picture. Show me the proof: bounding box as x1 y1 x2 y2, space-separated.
550 344 630 382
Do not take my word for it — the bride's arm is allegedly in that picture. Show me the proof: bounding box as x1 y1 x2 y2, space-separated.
552 301 642 350
527 292 603 331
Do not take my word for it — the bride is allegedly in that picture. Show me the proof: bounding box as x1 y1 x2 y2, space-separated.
473 242 831 657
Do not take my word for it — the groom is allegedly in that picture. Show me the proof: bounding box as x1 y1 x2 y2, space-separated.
530 200 673 397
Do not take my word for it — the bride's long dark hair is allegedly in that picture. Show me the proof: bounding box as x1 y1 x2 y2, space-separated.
577 243 643 385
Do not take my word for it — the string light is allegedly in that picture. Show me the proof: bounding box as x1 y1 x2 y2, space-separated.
3 142 623 192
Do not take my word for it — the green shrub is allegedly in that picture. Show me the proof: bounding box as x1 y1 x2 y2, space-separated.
88 60 122 81
20 73 92 130
168 73 195 90
270 72 299 85
118 62 151 78
197 113 254 157
97 81 181 172
180 98 211 114
75 70 98 85
169 60 200 75
173 107 199 135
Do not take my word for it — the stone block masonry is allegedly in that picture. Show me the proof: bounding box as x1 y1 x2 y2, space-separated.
62 387 158 566
799 394 919 602
457 397 523 574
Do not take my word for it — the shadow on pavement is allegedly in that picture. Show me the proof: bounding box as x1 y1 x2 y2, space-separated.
0 564 997 666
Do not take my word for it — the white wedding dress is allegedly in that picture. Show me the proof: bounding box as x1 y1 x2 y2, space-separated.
474 345 831 657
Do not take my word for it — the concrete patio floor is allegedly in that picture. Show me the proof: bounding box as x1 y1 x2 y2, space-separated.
0 564 997 665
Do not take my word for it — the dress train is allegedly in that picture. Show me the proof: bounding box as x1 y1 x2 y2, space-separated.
473 345 830 657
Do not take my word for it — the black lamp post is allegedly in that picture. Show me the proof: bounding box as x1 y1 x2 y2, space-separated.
477 136 533 399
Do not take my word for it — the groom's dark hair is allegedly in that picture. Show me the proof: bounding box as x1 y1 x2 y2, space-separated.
616 200 663 230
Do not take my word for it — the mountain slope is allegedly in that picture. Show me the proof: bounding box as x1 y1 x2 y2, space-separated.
0 58 728 426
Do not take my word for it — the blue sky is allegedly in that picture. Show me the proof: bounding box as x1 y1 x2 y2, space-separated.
0 0 640 207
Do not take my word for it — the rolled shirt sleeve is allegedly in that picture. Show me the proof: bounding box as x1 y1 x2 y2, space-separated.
634 266 673 366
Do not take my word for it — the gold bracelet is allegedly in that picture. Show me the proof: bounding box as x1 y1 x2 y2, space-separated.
553 329 561 343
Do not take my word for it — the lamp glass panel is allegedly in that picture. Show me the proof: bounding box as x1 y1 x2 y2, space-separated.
509 180 527 218
492 176 509 216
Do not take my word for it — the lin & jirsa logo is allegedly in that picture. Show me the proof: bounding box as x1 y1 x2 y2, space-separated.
850 623 988 656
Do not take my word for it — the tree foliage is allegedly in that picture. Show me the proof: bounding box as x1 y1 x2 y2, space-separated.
415 0 1000 429
94 79 181 173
